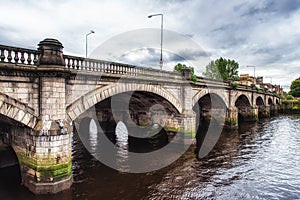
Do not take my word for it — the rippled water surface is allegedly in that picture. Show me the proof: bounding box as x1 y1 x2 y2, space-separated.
0 115 299 200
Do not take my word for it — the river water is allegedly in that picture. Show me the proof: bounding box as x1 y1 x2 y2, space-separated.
0 115 299 199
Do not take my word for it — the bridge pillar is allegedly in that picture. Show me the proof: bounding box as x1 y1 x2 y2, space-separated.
11 124 72 194
241 106 258 122
179 80 196 140
259 106 270 118
15 38 73 194
270 105 278 116
225 106 238 129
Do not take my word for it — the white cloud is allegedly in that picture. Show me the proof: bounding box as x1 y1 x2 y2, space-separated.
0 0 299 90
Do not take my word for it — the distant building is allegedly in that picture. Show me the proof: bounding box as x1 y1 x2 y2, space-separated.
237 74 255 86
256 76 263 85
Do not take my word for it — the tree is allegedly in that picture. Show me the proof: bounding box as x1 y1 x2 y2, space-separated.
289 78 300 97
174 63 197 82
203 57 239 81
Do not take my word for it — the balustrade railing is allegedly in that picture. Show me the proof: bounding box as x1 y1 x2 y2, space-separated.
0 44 181 80
63 54 182 79
0 45 39 65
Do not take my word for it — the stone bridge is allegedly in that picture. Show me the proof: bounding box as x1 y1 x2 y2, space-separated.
0 39 281 194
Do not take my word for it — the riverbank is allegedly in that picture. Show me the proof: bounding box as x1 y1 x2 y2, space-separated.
281 99 300 114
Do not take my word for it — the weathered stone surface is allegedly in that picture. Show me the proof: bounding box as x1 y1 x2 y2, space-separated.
0 38 282 194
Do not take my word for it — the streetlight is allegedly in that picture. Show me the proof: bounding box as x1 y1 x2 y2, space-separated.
148 13 163 70
265 76 272 83
86 30 95 58
246 65 255 77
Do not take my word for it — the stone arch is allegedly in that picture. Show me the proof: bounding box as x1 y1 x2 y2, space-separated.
194 93 228 110
235 94 251 107
231 91 252 108
235 94 254 122
256 96 265 107
256 96 265 118
0 144 22 184
0 93 37 128
67 83 182 121
192 88 229 108
268 97 274 106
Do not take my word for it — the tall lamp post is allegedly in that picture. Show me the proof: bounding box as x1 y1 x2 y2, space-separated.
148 13 163 70
265 76 272 83
86 30 95 58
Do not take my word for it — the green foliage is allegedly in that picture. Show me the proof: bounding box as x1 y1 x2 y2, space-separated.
289 79 300 97
203 57 239 81
286 95 294 100
231 82 238 89
174 63 197 82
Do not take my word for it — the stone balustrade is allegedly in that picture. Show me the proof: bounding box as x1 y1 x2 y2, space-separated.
63 54 182 79
0 45 39 65
0 43 274 94
0 44 182 80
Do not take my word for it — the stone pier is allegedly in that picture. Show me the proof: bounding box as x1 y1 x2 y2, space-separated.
11 39 73 194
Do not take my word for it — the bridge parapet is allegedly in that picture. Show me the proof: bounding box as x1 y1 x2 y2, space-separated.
0 44 39 66
64 54 182 80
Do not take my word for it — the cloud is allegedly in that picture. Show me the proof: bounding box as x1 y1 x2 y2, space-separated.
0 0 299 90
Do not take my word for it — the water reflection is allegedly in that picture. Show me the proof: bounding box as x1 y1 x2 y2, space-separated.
89 119 98 154
0 115 299 199
146 116 300 199
115 121 129 171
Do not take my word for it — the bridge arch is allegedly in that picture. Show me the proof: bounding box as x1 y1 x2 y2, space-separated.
192 88 229 108
235 94 253 122
276 98 280 105
0 93 37 128
268 97 274 106
256 96 265 107
67 83 182 122
256 96 265 119
235 94 251 107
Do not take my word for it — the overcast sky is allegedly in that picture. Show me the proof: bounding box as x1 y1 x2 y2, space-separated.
1 0 300 91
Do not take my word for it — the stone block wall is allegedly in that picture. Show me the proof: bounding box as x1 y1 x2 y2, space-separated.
0 75 39 116
10 125 72 194
40 77 66 120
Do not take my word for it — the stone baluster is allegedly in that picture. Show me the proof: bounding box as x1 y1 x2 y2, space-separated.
100 62 104 72
71 58 74 69
14 50 19 63
27 52 32 64
66 58 71 69
0 48 4 62
7 49 12 63
33 53 38 65
20 51 25 64
78 59 82 70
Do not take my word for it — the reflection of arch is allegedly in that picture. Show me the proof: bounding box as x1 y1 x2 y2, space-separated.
0 93 37 128
67 83 182 121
